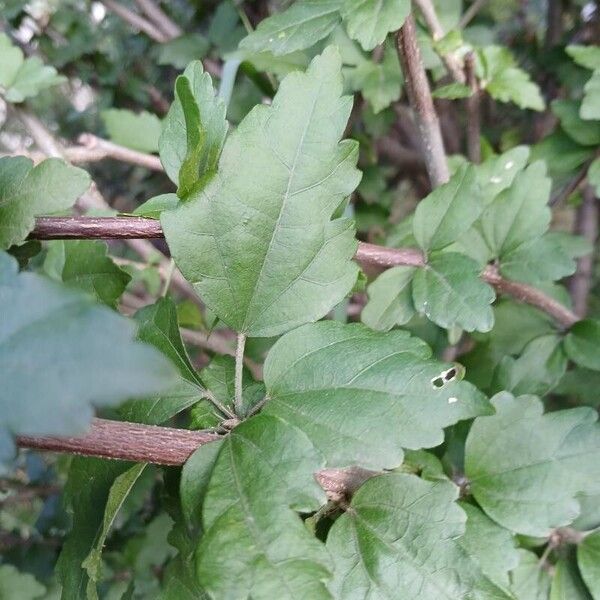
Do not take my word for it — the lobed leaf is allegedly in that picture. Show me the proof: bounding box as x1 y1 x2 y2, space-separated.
466 392 600 536
43 240 131 308
196 414 332 599
239 0 343 55
101 109 162 153
263 321 492 470
327 473 513 599
412 252 495 332
0 156 90 250
0 33 65 103
341 0 410 51
361 265 416 331
159 61 227 195
162 47 361 337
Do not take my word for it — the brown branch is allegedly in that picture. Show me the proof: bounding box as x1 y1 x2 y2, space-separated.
134 0 182 39
16 419 379 498
29 217 579 327
32 216 164 239
465 52 481 163
100 0 169 42
412 0 466 84
396 16 450 187
17 418 219 465
569 185 598 317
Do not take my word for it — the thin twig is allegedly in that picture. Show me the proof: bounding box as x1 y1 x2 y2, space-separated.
569 185 598 317
396 15 450 187
549 159 593 206
458 0 489 29
72 134 164 170
234 333 247 416
412 0 466 83
134 0 181 39
464 52 481 163
29 217 580 328
545 0 563 49
203 390 236 420
100 0 169 42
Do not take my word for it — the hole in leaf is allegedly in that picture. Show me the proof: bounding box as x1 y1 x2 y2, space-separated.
444 368 457 381
432 377 444 389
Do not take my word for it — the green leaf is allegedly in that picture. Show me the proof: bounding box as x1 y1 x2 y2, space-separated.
43 240 131 307
458 503 520 587
552 99 600 146
551 553 593 600
0 251 176 470
433 82 473 99
263 321 492 469
327 473 513 599
565 319 600 371
579 531 600 600
159 61 227 194
162 47 361 337
0 33 65 103
477 45 544 111
556 367 600 406
413 164 486 252
180 440 223 531
57 459 138 599
133 298 200 385
412 252 495 332
362 265 416 331
81 463 147 599
197 415 332 599
0 33 23 88
239 0 343 56
0 156 90 250
0 564 45 599
119 298 205 424
101 109 162 153
499 233 576 284
341 0 410 51
422 146 529 258
581 70 600 121
466 392 600 536
567 45 600 71
478 161 551 257
531 131 594 175
133 193 179 219
344 42 403 113
589 158 600 196
157 33 209 69
509 550 551 600
494 334 567 396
